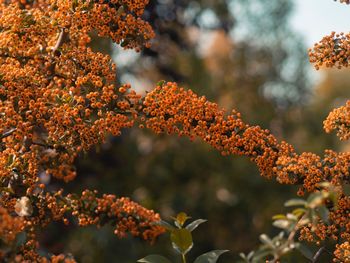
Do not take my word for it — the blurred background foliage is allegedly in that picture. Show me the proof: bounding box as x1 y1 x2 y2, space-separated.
40 0 350 262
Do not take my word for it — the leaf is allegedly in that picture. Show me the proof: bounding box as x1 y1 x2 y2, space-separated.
316 205 330 224
137 255 172 263
247 251 255 260
7 154 16 167
296 243 314 260
342 184 350 196
284 199 307 207
259 234 274 248
0 187 14 194
174 212 191 227
120 40 129 47
251 249 272 261
307 192 324 209
292 208 306 218
156 80 166 87
170 228 193 255
318 182 331 189
154 220 175 232
117 5 125 16
272 219 290 230
193 250 229 263
186 219 207 232
239 253 250 263
286 213 298 221
272 214 286 220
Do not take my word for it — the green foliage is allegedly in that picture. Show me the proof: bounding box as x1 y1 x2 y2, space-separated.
139 213 228 263
138 255 172 263
193 250 229 263
239 182 340 263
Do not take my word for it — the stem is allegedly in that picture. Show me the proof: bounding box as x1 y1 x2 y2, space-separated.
312 246 325 263
52 28 66 54
181 253 187 263
31 141 54 149
1 128 16 139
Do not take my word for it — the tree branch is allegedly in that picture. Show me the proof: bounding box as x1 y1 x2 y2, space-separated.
312 246 325 263
52 28 66 55
1 128 16 139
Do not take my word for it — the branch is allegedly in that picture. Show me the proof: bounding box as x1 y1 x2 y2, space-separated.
1 128 16 140
31 141 54 149
312 246 325 263
52 28 66 55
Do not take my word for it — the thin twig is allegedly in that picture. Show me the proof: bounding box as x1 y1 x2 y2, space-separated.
312 246 325 262
52 28 65 54
1 128 16 139
31 141 54 149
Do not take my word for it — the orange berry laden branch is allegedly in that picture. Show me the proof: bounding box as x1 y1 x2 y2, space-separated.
0 0 349 261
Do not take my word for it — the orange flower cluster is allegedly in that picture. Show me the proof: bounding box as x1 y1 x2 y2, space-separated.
142 82 350 249
69 190 165 242
0 0 155 186
0 206 24 246
0 0 162 260
0 189 163 260
0 0 349 260
51 0 154 50
334 241 350 263
336 0 350 4
298 194 350 253
0 206 73 262
142 83 348 189
309 32 350 69
324 100 350 140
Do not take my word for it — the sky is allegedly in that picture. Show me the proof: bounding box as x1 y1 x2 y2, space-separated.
291 0 349 46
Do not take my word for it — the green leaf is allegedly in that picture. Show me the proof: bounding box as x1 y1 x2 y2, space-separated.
316 205 330 224
307 192 324 208
156 80 166 87
7 154 16 167
193 250 229 263
185 219 207 232
342 184 350 196
173 212 191 227
272 219 290 230
284 198 307 207
120 40 129 47
259 234 274 248
137 255 172 263
239 252 250 262
117 5 125 16
170 228 193 255
272 214 286 220
154 220 175 232
296 243 314 260
292 208 306 218
0 187 14 194
251 249 272 261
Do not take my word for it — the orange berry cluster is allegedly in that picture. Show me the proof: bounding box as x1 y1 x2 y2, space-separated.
298 194 350 254
0 206 24 246
333 241 350 262
142 82 350 251
0 189 163 260
336 0 350 4
0 206 73 262
51 0 154 50
309 32 350 69
68 190 165 243
142 83 348 189
324 100 350 140
0 0 162 260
